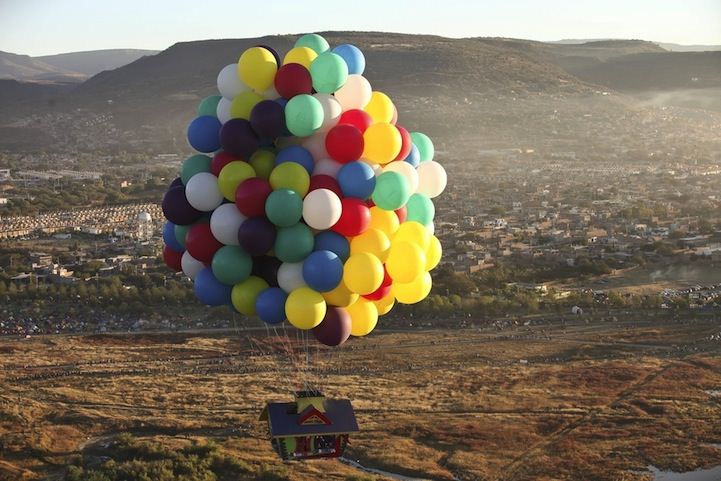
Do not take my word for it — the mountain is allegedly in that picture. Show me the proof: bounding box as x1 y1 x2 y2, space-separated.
653 43 721 52
0 51 83 82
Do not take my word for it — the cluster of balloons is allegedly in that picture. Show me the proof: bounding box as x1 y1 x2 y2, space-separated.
162 34 447 347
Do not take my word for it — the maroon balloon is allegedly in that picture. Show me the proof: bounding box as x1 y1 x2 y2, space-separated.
162 185 203 225
332 198 371 237
220 118 259 160
313 307 352 347
185 223 223 263
308 175 343 198
363 268 392 301
238 218 276 256
250 100 286 140
325 124 364 164
394 125 412 161
252 255 282 286
210 151 237 176
163 245 183 272
338 109 373 132
235 177 272 217
274 63 313 99
395 205 407 223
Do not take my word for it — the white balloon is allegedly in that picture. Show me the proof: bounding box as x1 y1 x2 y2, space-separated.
313 93 342 132
313 158 342 178
185 172 223 212
210 203 246 246
363 160 384 177
302 131 329 161
182 251 205 280
384 160 419 193
334 74 372 111
277 262 307 293
263 85 279 100
416 161 447 198
216 97 232 124
217 64 248 99
303 188 342 230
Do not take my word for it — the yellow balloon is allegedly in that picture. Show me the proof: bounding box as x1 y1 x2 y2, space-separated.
218 161 256 201
393 271 432 305
269 162 310 197
362 122 402 165
386 241 425 283
286 287 326 330
350 228 391 262
343 252 383 295
283 47 318 69
369 206 399 237
322 280 359 307
347 298 378 336
249 149 276 180
238 47 278 92
230 90 263 120
426 235 442 270
374 292 395 316
393 221 431 251
364 91 394 124
231 276 269 316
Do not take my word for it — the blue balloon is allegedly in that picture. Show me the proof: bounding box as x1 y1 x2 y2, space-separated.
303 250 343 292
187 115 222 153
163 222 183 251
403 143 420 168
275 145 314 174
332 44 365 75
255 287 288 324
337 161 376 199
314 231 350 261
194 268 232 306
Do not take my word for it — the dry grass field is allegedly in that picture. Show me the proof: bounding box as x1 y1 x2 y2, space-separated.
1 316 720 481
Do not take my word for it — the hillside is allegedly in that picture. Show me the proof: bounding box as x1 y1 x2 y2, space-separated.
35 49 159 78
0 51 83 83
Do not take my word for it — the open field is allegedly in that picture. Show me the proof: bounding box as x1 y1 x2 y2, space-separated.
1 316 720 481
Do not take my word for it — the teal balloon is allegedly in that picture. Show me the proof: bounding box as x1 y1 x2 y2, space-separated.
285 94 324 137
211 246 252 285
180 154 212 184
406 193 435 225
198 95 222 117
174 224 191 248
410 132 434 162
371 171 410 211
265 189 303 227
275 223 314 263
295 33 330 54
310 52 348 93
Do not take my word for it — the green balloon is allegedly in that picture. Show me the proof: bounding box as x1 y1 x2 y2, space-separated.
310 52 348 93
285 94 323 137
275 223 314 263
198 95 222 117
265 189 303 227
406 193 435 225
174 215 210 247
249 149 276 180
295 33 330 54
372 171 411 211
211 246 252 285
180 154 212 184
410 132 434 162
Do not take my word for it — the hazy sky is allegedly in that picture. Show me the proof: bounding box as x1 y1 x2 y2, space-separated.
2 0 720 56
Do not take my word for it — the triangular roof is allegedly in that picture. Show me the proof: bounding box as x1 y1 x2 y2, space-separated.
261 399 359 437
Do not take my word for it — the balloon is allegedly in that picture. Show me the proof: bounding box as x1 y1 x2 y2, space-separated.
369 206 400 237
210 151 236 176
163 245 183 272
347 298 378 336
393 271 432 304
277 262 307 293
162 185 203 225
395 205 408 223
285 94 324 137
302 131 329 160
231 276 269 315
334 75 372 111
310 52 348 93
283 47 318 69
218 161 256 201
198 95 221 117
313 158 343 178
383 160 419 194
386 241 425 283
314 231 350 261
174 223 191 248
394 126 413 161
275 145 314 175
303 250 343 292
406 193 435 225
217 63 248 99
339 109 373 132
185 223 223 263
269 162 310 197
374 292 395 315
313 307 352 346
274 63 313 99
220 118 259 160
326 124 364 163
255 287 288 324
249 149 276 180
393 220 431 250
416 160 447 198
372 171 410 211
410 132 434 162
313 93 342 131
235 177 272 217
308 175 342 198
238 46 278 92
230 90 264 120
275 223 314 262
363 268 392 301
391 105 398 125
210 203 246 246
185 172 224 212
181 154 212 185
250 100 285 140
181 251 205 280
286 287 326 330
216 97 232 123
426 235 442 270
322 280 359 307
343 252 383 295
265 189 303 227
169 177 183 188
187 116 221 153
364 91 394 124
337 161 376 199
332 44 366 75
237 217 276 256
404 144 420 168
256 44 281 67
332 198 371 237
295 33 330 54
363 122 402 164
211 245 252 285
194 268 232 306
163 222 183 252
350 228 390 262
302 188 342 230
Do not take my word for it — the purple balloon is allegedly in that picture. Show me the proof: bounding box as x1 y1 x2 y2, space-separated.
313 307 352 347
170 177 183 188
162 185 203 225
252 255 282 287
237 217 276 256
250 100 285 140
220 118 259 160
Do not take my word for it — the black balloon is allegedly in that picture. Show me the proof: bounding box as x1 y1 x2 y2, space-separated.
162 185 203 225
255 44 281 67
237 217 276 256
313 307 352 346
250 100 286 140
252 255 282 287
220 118 259 160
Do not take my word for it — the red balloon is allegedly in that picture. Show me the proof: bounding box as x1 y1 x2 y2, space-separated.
325 124 364 163
363 268 392 301
309 175 343 198
332 198 370 237
395 205 407 223
185 224 223 263
338 109 373 133
394 125 412 161
211 151 236 176
274 63 313 99
163 245 183 272
235 177 272 218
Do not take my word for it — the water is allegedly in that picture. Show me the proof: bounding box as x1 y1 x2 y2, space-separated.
646 464 721 481
339 457 434 481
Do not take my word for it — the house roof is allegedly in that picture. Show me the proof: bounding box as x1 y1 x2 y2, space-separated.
262 399 359 437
